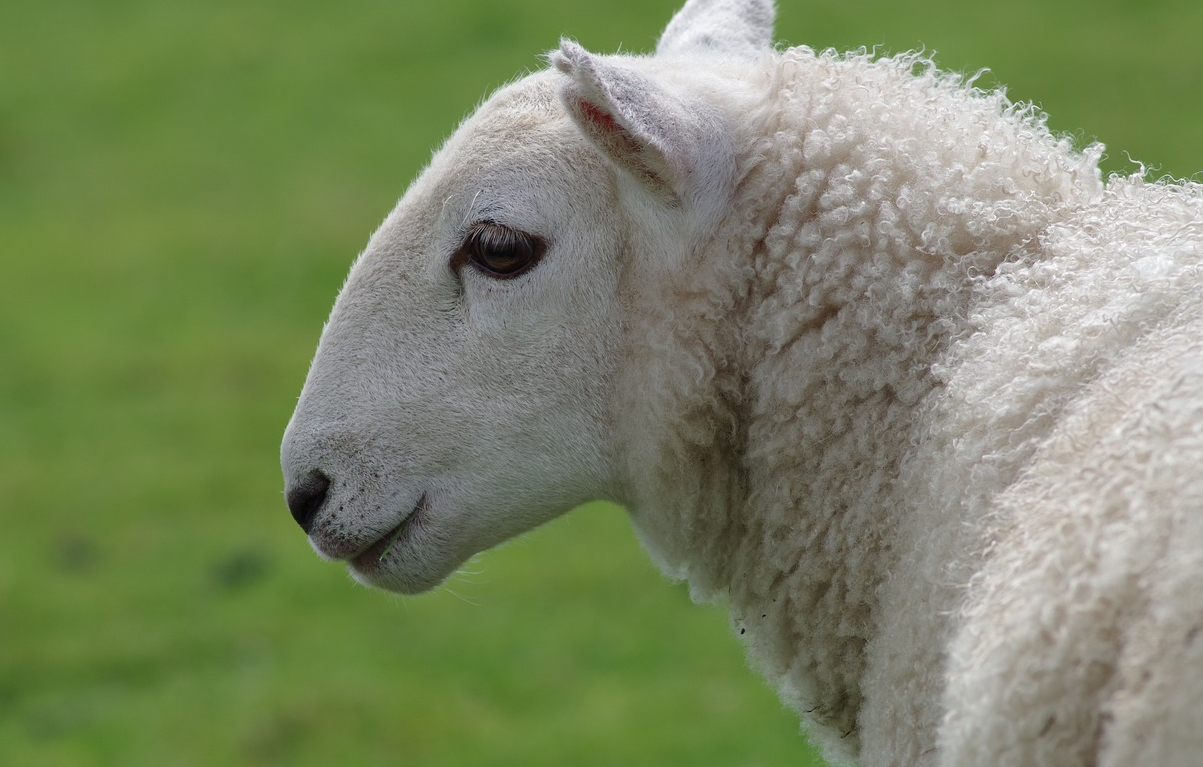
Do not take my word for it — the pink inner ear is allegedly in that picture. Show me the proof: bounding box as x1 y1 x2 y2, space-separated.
578 98 621 133
574 94 663 189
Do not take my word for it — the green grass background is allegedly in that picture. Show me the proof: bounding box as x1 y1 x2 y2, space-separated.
1 1 1199 765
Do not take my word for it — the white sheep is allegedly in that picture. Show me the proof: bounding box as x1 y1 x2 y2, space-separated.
280 1 1203 764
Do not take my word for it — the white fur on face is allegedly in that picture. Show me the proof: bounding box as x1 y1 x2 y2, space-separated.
281 74 627 593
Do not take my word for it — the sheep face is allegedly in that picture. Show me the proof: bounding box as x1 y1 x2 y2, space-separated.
281 74 632 593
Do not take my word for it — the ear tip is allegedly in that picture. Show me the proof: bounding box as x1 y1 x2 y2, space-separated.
551 39 595 77
559 38 585 58
549 50 572 74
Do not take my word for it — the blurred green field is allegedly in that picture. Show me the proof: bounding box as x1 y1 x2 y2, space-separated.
1 1 1199 765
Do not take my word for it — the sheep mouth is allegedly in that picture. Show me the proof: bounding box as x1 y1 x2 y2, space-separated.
350 494 428 570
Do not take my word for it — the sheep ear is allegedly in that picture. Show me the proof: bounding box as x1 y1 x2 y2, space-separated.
656 0 775 57
551 40 734 223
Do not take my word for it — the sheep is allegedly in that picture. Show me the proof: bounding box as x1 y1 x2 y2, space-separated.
279 0 1203 764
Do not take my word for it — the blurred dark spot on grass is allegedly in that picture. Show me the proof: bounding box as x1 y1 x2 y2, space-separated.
211 549 271 591
55 534 101 575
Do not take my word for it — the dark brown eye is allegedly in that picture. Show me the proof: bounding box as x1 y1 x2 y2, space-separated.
457 221 546 279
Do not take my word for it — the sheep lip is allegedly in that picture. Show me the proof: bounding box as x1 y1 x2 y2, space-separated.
350 494 428 568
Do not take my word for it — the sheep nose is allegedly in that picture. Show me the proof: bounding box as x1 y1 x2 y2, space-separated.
286 470 330 533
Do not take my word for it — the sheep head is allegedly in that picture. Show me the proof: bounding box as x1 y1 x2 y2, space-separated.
280 0 774 592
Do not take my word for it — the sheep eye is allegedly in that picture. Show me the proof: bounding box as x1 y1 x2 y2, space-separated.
457 222 546 279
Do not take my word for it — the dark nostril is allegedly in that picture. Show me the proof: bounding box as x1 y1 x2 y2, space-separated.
286 470 330 534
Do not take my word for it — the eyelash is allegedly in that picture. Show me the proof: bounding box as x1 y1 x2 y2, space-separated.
451 221 547 280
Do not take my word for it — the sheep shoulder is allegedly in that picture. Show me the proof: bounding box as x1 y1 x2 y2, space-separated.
921 178 1203 764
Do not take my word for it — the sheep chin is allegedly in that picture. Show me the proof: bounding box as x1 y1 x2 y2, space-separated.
344 495 457 594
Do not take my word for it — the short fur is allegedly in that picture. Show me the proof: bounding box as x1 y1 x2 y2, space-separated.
282 2 1203 765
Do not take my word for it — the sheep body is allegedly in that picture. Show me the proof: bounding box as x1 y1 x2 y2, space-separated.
281 2 1203 764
